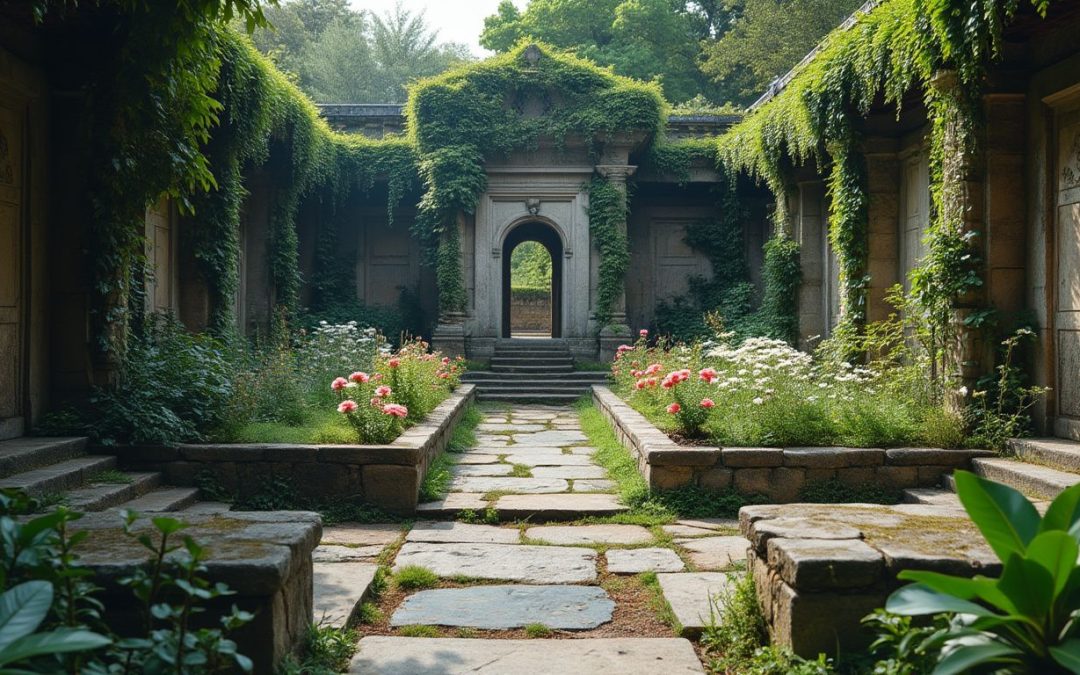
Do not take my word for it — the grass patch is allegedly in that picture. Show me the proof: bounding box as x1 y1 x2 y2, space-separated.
358 602 383 625
639 572 680 631
509 463 533 477
449 403 482 452
395 565 439 590
458 507 500 524
88 469 133 485
419 451 454 502
524 623 553 638
576 398 649 506
278 622 358 675
798 478 898 504
223 408 355 444
455 627 478 638
398 624 439 638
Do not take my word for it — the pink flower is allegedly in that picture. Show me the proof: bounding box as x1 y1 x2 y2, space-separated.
645 363 663 376
667 403 681 414
373 373 384 381
382 403 408 418
647 377 658 387
639 329 649 338
700 398 715 409
375 385 392 398
635 379 647 390
388 358 401 368
337 399 358 414
349 371 370 384
438 372 449 379
699 368 718 383
442 356 451 365
679 369 691 381
369 397 382 407
331 377 348 391
661 376 677 389
617 344 633 353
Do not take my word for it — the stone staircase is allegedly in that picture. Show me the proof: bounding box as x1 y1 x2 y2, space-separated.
462 339 609 404
903 437 1080 507
0 436 208 513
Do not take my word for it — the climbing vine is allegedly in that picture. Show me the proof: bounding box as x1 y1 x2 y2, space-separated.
587 178 632 326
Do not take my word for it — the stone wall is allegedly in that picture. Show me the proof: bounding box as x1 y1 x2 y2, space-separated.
510 289 552 332
113 385 475 514
593 386 992 499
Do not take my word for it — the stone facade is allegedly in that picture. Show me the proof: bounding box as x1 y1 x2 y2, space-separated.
113 385 476 514
593 386 992 499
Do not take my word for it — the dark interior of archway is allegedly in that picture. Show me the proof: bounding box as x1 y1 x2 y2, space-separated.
502 222 562 338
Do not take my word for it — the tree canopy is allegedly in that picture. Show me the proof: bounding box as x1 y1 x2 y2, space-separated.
249 0 472 103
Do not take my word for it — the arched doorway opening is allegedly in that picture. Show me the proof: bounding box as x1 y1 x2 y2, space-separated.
502 222 563 338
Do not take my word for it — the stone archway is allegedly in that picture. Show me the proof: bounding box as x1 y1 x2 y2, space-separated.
501 221 563 338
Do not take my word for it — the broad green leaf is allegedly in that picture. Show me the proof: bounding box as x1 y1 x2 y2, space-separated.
998 553 1055 620
1050 638 1080 673
954 470 1040 562
0 628 110 665
885 583 997 618
898 570 1015 614
1026 531 1079 596
1041 483 1080 535
932 641 1023 675
0 582 52 653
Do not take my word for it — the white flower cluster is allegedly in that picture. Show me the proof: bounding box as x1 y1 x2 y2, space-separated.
300 322 379 381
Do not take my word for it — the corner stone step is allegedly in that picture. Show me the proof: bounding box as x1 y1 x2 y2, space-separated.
0 455 116 496
0 437 88 479
116 487 200 512
902 487 962 507
65 472 161 511
971 457 1080 500
314 561 379 627
1008 437 1080 473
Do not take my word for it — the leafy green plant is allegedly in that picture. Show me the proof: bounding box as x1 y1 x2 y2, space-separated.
883 470 1080 673
966 328 1049 451
0 581 111 669
277 622 358 675
862 610 945 675
394 566 439 590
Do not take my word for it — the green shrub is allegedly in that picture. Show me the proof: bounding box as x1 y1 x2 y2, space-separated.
882 470 1080 672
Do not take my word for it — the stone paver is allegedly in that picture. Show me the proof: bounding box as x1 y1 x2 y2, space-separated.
677 518 739 531
606 548 686 574
657 572 732 636
313 561 379 626
573 479 616 492
489 445 570 455
349 637 705 674
416 492 487 514
452 454 502 464
531 465 608 479
514 430 588 445
525 524 653 546
662 524 718 538
495 493 627 519
313 544 384 562
321 523 401 546
448 476 570 494
502 453 594 466
406 521 520 545
393 542 597 583
479 423 545 433
389 585 614 629
451 464 515 477
675 536 748 570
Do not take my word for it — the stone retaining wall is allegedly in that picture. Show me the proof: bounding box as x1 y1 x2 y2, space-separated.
113 385 476 514
73 510 321 672
592 385 992 499
738 502 997 656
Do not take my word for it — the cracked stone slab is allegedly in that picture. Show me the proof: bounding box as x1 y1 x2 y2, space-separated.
606 548 686 573
572 479 616 492
389 585 614 629
525 524 653 546
447 476 570 494
663 524 719 538
392 542 597 583
313 544 385 562
452 453 503 465
451 464 515 477
675 536 748 570
321 523 401 547
313 561 379 626
494 493 627 519
416 492 488 515
502 454 595 466
531 465 608 479
479 424 546 433
513 430 588 445
349 637 705 674
406 521 520 545
496 445 571 455
657 572 733 636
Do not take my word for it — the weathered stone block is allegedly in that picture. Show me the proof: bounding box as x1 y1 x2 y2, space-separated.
363 465 421 513
647 446 722 466
721 447 784 467
772 582 884 657
317 445 418 466
804 468 836 482
884 448 991 467
699 466 733 491
836 467 875 487
734 468 772 496
768 467 806 502
182 444 266 463
650 465 694 490
874 465 918 488
784 447 884 468
767 538 884 591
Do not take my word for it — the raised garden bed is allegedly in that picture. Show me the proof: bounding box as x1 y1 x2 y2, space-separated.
592 385 992 500
111 385 476 513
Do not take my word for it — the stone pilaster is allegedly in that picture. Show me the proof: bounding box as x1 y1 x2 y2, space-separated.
794 181 827 349
863 137 901 325
595 164 636 362
431 212 468 358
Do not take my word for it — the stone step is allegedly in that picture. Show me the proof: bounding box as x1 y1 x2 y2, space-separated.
492 493 628 520
477 392 586 404
117 486 200 512
463 371 608 382
489 364 575 373
490 356 575 365
0 436 88 479
1008 437 1080 473
902 487 962 507
349 637 705 674
472 384 597 394
0 455 116 496
64 472 161 511
182 501 233 514
971 457 1080 500
313 561 379 627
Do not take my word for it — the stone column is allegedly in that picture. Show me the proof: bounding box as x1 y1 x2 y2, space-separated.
794 181 827 349
595 164 636 362
863 137 901 325
430 212 467 357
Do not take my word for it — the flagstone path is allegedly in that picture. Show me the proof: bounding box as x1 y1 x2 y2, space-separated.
309 404 750 674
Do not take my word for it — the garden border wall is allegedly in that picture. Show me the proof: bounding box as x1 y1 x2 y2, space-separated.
111 385 476 514
592 385 993 499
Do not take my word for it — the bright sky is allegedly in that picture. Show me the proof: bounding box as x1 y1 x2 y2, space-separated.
350 0 527 56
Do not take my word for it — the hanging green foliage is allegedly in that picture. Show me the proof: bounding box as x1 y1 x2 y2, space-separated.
587 177 632 327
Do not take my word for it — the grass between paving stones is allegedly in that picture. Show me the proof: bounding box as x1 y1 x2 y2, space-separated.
419 402 484 501
524 623 553 638
448 403 483 452
637 572 681 633
278 622 359 675
509 463 533 477
457 507 501 524
397 624 439 638
394 565 439 590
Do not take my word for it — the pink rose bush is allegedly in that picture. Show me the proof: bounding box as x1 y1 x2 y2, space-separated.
613 331 951 447
331 338 463 443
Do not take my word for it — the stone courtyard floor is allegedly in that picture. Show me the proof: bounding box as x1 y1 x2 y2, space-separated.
311 403 750 674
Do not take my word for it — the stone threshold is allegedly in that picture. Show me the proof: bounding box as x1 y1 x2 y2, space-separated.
111 385 476 513
592 385 993 500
